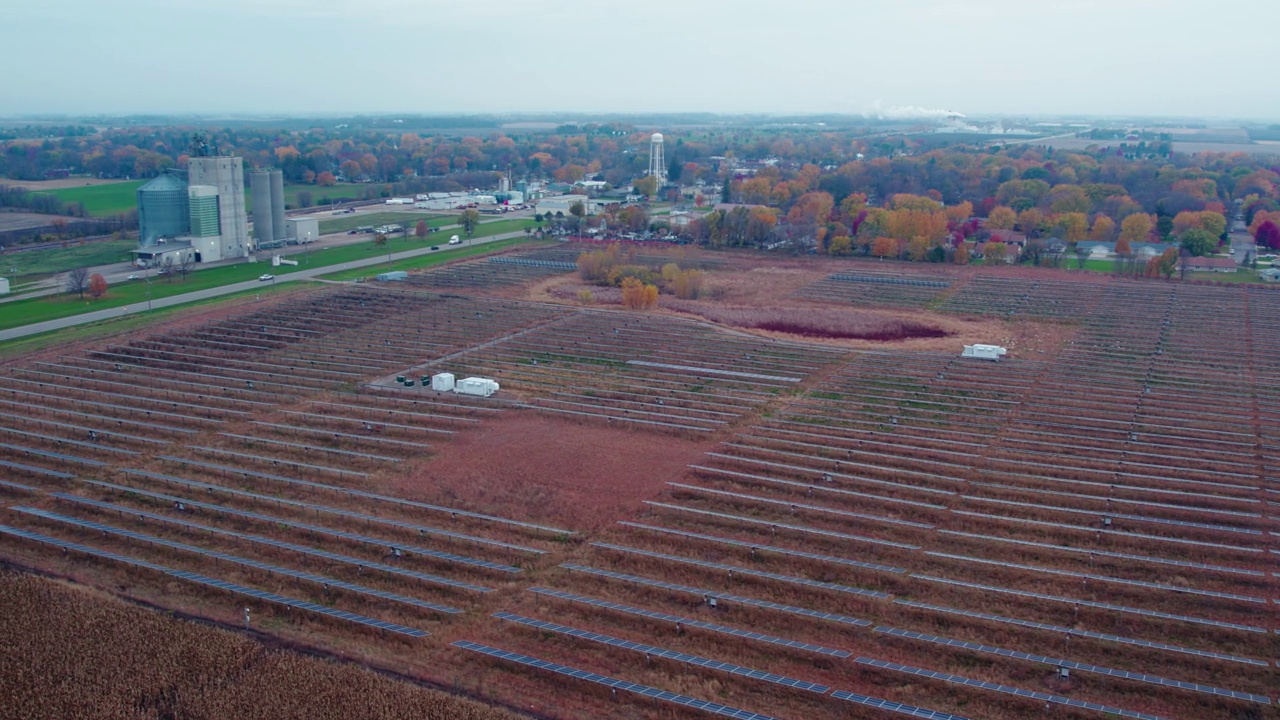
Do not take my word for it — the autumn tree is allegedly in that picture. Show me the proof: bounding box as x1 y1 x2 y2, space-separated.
87 273 108 299
1114 236 1132 257
633 175 659 198
1179 228 1217 257
981 241 1007 265
953 242 971 265
372 232 388 249
178 253 194 280
415 220 428 239
870 237 898 259
1118 213 1154 245
620 276 658 310
1016 208 1044 237
65 267 90 298
1255 220 1280 250
986 206 1017 230
1173 211 1226 238
316 171 336 187
828 235 853 256
1053 213 1088 242
670 269 704 299
1157 247 1179 279
1089 215 1116 242
458 208 480 237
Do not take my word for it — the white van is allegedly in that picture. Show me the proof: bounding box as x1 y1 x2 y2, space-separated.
448 235 461 245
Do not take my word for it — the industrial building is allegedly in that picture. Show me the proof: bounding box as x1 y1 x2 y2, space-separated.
133 140 251 267
250 169 287 248
536 194 602 216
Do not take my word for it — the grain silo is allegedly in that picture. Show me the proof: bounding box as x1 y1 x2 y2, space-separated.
136 172 189 245
250 170 275 246
269 169 286 243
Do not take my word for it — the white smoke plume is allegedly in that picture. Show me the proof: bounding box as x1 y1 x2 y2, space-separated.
864 100 965 120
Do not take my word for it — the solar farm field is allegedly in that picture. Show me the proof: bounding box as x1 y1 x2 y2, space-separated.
0 248 1276 720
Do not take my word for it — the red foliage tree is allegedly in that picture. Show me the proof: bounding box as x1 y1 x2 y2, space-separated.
1255 220 1280 250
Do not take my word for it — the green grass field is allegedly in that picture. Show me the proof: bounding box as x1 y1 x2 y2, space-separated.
3 239 135 282
45 181 143 217
39 181 380 218
0 217 537 332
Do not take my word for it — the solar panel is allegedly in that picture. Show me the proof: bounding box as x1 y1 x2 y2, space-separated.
0 426 140 456
219 433 400 463
951 510 1260 553
0 478 40 492
153 455 570 535
69 483 507 587
910 574 1268 633
855 657 1166 720
594 542 891 599
49 494 469 613
830 690 969 720
936 529 1264 577
962 494 1264 535
967 480 1262 518
620 521 905 576
0 458 76 476
560 563 870 627
626 360 803 383
873 627 1271 705
829 274 950 288
0 442 107 467
453 641 780 720
923 550 1268 604
644 501 920 550
109 470 543 555
0 524 426 637
688 464 948 510
493 612 830 693
893 600 1268 667
703 452 957 497
16 506 486 598
529 587 849 657
667 482 935 528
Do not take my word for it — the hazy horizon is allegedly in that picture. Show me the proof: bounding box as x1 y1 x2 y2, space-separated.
2 0 1277 120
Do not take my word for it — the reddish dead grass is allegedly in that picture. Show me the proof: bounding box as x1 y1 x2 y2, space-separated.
392 409 714 532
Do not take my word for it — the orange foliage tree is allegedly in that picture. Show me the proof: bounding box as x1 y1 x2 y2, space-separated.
621 277 658 309
870 237 899 259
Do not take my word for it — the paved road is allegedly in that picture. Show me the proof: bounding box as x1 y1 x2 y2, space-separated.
0 231 530 343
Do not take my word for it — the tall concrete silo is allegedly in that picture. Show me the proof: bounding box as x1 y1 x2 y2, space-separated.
250 169 274 246
269 170 286 243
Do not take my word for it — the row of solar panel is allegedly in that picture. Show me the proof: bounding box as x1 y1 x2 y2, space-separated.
875 627 1271 705
113 467 542 555
16 506 477 606
619 520 904 578
704 451 959 499
645 499 923 549
923 550 1269 604
488 258 578 270
560 563 871 627
669 481 936 529
963 493 1265 536
689 463 949 510
828 274 951 289
857 657 1165 720
493 612 831 693
50 493 468 613
0 524 426 638
894 600 1267 667
966 478 1263 519
453 641 780 720
952 509 1258 554
81 479 509 585
154 452 572 535
529 587 850 657
937 528 1264 577
0 441 108 467
913 574 1268 633
594 541 890 599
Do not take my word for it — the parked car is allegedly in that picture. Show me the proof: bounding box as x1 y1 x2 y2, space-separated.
126 274 141 280
430 246 440 251
258 274 275 281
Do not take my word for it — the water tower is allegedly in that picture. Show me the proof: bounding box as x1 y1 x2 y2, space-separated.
647 133 667 186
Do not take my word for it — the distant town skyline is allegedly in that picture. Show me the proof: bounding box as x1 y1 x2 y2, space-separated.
2 0 1277 120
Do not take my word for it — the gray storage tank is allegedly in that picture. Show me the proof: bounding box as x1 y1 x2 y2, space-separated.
137 172 189 245
250 170 274 246
269 169 286 243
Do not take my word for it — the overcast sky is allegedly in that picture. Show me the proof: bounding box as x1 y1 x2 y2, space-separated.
2 0 1276 120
